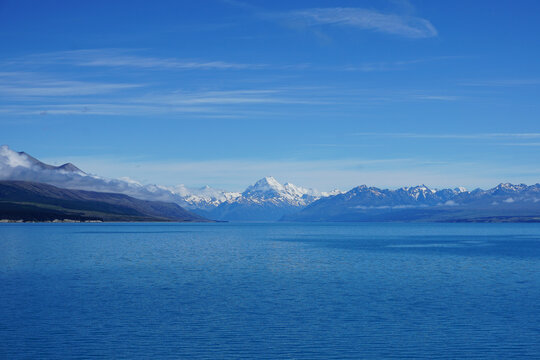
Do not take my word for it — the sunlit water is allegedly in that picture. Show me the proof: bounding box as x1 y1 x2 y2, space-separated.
1 222 540 359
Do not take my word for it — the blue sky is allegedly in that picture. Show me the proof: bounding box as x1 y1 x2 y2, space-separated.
1 0 539 191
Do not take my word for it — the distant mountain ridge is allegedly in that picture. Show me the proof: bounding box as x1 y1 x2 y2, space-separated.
198 176 343 221
0 180 208 222
283 183 540 222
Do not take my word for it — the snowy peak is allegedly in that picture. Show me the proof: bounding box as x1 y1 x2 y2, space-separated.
204 176 333 220
243 176 284 195
404 185 437 199
329 182 540 209
491 183 528 194
234 176 330 207
283 182 315 197
242 176 286 199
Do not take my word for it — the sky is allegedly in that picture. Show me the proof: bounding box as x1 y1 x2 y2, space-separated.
1 0 539 191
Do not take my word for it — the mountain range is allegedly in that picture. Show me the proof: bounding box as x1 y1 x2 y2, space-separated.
283 183 540 222
1 145 539 222
0 145 338 221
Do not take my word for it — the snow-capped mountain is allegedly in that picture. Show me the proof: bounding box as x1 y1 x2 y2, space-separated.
0 146 334 220
3 145 539 222
198 176 338 221
140 183 241 211
283 183 540 222
240 176 320 205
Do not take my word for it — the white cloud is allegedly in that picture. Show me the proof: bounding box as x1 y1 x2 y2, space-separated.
461 79 540 87
0 72 141 97
1 86 332 117
353 132 540 139
6 49 462 75
411 95 459 101
502 142 540 146
340 56 464 72
134 89 329 106
1 103 220 116
11 49 266 71
286 7 437 38
0 145 31 168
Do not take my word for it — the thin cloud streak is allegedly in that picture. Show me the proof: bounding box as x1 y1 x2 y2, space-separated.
133 89 332 106
411 95 459 101
341 56 464 72
461 79 540 87
0 91 332 118
0 72 142 97
11 49 267 70
502 142 540 146
1 103 216 116
6 49 463 74
284 7 438 38
0 82 141 97
354 132 540 139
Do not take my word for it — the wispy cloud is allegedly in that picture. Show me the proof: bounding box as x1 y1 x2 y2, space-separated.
6 48 463 76
0 72 141 97
1 84 464 117
350 90 460 103
341 56 464 72
0 81 140 97
460 79 540 87
133 89 330 106
11 49 266 70
410 95 459 101
222 0 437 39
502 142 540 146
354 132 540 139
0 86 331 117
0 103 215 116
284 7 437 38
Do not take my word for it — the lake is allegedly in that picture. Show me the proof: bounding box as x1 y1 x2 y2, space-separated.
1 222 539 359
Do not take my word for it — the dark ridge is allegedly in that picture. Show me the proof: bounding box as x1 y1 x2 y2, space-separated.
0 180 212 222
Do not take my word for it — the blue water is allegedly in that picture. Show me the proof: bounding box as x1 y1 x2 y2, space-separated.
1 223 540 359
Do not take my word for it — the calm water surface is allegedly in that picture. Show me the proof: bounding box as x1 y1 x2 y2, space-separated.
1 222 540 359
